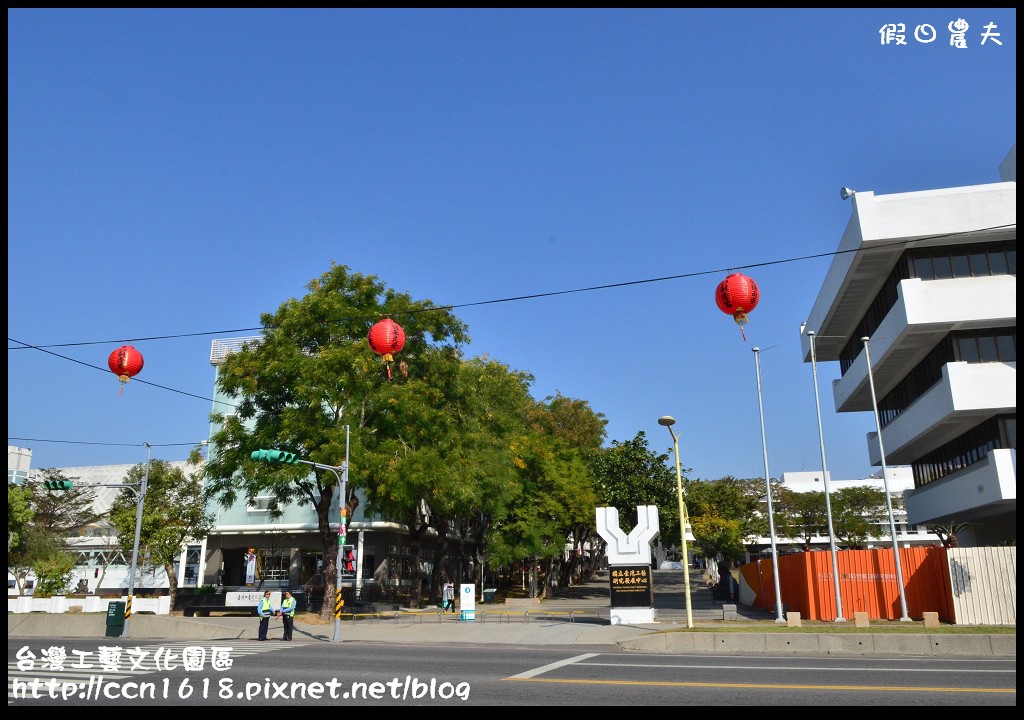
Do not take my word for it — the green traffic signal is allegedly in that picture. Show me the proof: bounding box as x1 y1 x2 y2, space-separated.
250 449 300 464
43 480 74 490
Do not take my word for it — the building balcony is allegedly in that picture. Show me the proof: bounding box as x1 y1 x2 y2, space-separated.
904 448 1017 526
833 275 1016 412
862 361 1015 464
801 182 1016 363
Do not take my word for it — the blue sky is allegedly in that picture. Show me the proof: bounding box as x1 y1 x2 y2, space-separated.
8 8 1016 483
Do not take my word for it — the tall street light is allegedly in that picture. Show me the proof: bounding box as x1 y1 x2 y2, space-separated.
805 330 846 622
657 415 693 628
861 337 911 622
122 442 151 638
752 348 786 624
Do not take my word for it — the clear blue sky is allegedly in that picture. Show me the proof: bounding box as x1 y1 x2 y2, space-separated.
8 9 1016 483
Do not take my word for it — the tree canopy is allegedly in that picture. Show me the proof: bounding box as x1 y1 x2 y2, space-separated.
108 459 213 608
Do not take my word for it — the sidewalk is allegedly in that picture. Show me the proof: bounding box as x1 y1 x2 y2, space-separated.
6 570 1015 657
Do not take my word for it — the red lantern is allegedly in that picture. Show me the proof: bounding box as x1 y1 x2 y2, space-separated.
367 318 405 380
715 273 760 341
108 345 144 395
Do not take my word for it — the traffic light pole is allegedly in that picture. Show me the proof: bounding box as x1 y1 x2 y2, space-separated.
253 430 350 642
302 455 348 643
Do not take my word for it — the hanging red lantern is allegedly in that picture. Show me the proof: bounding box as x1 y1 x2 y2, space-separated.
715 273 760 341
367 318 405 380
107 345 144 396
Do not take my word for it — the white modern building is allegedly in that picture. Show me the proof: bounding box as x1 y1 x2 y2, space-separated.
744 469 940 558
6 449 198 595
799 146 1016 546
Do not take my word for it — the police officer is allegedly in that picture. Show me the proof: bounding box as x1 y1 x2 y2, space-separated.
257 590 274 641
280 590 297 641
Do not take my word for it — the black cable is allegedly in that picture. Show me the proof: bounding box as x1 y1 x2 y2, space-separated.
9 225 1011 349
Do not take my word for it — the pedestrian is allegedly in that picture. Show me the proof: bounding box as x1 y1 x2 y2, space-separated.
280 590 297 641
442 581 455 613
256 590 275 641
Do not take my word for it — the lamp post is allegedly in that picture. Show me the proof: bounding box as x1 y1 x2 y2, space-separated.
122 442 151 638
805 330 846 622
861 337 911 622
657 415 693 628
752 348 786 624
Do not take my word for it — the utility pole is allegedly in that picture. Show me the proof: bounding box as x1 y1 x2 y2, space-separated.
251 426 351 643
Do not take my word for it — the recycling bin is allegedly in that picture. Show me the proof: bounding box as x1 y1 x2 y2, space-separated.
106 601 126 637
482 588 497 603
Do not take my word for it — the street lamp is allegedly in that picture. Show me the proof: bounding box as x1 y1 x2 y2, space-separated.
657 415 693 628
805 330 846 622
122 442 151 638
752 348 785 624
861 337 911 622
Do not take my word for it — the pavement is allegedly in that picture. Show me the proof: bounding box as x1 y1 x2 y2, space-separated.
7 571 1015 657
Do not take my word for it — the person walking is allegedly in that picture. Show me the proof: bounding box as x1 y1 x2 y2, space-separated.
256 590 275 641
280 590 297 640
442 581 455 613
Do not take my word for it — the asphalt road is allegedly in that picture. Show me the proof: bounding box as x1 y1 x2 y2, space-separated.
8 638 1016 706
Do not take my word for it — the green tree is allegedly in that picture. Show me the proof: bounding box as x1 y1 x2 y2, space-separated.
7 483 40 595
774 486 827 549
203 263 470 617
831 485 891 548
927 521 971 548
590 431 675 530
108 459 213 609
493 430 597 597
685 476 763 563
31 547 76 597
589 431 678 569
7 471 99 596
360 354 537 606
689 513 747 565
7 483 34 554
528 393 607 589
29 469 99 533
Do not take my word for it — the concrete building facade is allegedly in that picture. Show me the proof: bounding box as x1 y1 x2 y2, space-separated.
799 147 1016 546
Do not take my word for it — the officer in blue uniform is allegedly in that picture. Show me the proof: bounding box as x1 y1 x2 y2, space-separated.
280 590 297 640
257 590 275 641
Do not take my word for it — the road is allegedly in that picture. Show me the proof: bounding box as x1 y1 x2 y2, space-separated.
8 638 1015 706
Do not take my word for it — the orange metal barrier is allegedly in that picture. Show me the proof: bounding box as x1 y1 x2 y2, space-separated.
738 546 955 621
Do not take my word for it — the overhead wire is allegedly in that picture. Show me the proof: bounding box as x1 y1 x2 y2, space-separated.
7 223 1014 450
7 225 1011 350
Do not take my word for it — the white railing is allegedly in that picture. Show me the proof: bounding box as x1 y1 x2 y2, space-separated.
7 595 171 614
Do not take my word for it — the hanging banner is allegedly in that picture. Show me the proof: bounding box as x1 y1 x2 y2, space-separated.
245 551 257 586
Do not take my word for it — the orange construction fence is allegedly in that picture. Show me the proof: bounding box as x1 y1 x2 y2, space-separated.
738 546 955 621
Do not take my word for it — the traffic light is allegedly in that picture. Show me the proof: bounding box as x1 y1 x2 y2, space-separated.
340 545 356 575
250 449 300 464
43 479 74 490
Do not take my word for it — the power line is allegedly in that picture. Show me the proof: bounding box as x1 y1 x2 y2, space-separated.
6 337 233 407
8 225 1011 350
7 327 264 350
7 437 203 448
6 223 1014 426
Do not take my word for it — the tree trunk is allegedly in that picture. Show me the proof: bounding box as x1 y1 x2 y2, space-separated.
406 521 428 609
164 561 178 610
315 484 339 623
